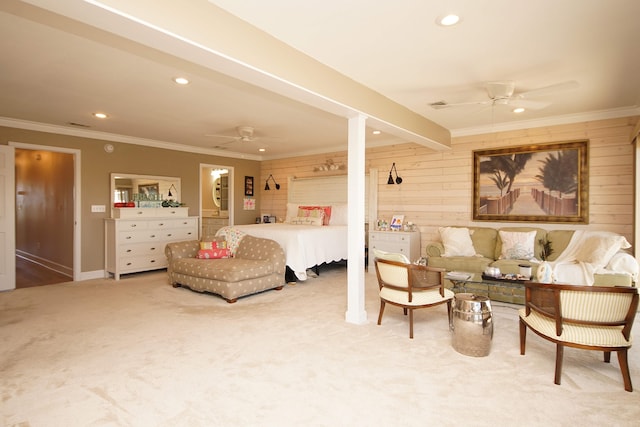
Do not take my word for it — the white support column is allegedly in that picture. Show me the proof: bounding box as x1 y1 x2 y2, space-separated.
345 114 368 324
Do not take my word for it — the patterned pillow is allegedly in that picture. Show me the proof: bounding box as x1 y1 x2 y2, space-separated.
288 216 323 226
197 248 231 259
199 240 227 250
499 230 536 260
298 205 332 225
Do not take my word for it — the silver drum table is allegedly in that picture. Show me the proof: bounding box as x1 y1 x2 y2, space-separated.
450 293 493 357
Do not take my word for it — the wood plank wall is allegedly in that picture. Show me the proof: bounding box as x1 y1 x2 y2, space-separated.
260 116 638 252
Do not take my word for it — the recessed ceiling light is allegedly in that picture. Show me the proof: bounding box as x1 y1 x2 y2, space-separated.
173 77 190 85
437 14 460 26
372 130 381 135
513 107 525 113
93 112 108 119
258 148 266 152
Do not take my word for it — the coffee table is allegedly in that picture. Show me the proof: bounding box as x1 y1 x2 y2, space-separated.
445 271 526 304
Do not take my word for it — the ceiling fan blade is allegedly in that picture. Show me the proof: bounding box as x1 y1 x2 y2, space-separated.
516 80 579 99
508 99 552 110
429 99 491 109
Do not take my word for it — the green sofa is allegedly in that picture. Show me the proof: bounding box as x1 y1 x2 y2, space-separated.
425 226 637 303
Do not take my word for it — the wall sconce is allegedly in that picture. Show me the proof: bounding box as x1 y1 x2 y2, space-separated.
167 184 178 198
264 174 280 190
387 163 403 185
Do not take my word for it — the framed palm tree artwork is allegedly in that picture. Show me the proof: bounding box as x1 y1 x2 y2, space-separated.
473 140 588 223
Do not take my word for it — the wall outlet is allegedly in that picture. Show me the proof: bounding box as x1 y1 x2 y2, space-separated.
91 205 106 213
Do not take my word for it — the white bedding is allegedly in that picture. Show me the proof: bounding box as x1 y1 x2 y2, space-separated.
216 223 348 280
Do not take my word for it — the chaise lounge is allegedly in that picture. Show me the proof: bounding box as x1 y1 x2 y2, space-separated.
165 234 286 303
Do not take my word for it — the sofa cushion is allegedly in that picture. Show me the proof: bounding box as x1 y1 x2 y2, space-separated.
428 256 493 274
439 227 476 256
172 258 275 282
469 227 499 259
545 230 574 261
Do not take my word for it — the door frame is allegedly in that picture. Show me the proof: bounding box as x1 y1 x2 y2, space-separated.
9 142 81 281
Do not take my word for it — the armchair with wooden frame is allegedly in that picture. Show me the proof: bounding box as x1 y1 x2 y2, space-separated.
519 281 639 392
374 258 454 339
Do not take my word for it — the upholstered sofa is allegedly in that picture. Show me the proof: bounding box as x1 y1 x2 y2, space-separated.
426 226 638 288
165 234 286 303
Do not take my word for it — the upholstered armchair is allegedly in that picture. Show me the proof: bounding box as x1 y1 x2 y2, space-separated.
519 281 639 392
374 258 454 339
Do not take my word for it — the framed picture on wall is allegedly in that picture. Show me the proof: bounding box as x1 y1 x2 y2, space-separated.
473 140 589 223
244 176 254 196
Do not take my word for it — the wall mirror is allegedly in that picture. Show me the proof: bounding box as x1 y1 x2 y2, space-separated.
111 173 181 207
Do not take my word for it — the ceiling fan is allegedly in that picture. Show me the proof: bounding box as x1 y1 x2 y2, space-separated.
205 125 279 148
429 80 579 110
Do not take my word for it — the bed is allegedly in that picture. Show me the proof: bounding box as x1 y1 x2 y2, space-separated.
216 222 347 281
215 173 377 281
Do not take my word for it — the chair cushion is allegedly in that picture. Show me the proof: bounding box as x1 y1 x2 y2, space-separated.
380 287 454 306
519 308 632 347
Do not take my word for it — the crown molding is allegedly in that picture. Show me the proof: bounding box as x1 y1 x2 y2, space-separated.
0 117 263 161
451 106 640 137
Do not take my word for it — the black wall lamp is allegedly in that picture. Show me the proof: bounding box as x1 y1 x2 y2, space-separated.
387 163 403 185
167 184 178 197
264 174 281 190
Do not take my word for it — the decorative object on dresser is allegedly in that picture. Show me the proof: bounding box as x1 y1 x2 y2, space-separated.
368 229 420 270
105 207 198 280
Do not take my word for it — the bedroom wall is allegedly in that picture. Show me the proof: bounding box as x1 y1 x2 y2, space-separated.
0 126 262 276
260 116 638 252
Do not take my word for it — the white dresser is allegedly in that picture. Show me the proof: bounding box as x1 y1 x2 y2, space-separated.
105 207 199 280
368 230 421 269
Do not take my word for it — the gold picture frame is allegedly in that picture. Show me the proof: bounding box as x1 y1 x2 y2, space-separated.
473 140 588 223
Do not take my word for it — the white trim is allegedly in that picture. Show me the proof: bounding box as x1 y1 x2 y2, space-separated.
0 116 262 161
9 142 82 281
452 106 640 137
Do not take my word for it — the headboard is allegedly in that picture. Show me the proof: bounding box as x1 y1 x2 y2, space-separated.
287 170 377 222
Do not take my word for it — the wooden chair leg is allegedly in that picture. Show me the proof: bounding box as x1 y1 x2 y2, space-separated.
409 309 414 339
554 343 564 385
403 307 408 316
617 349 633 392
377 300 386 325
519 319 527 355
604 351 611 363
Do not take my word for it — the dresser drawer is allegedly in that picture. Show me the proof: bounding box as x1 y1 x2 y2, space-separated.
119 254 167 272
118 242 165 257
119 230 164 243
158 227 197 241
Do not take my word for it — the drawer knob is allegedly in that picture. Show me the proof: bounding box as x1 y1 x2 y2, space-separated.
126 249 132 253
150 235 156 238
130 224 137 228
126 236 132 240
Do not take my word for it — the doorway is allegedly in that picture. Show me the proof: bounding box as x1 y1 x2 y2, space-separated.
14 147 75 288
200 164 234 238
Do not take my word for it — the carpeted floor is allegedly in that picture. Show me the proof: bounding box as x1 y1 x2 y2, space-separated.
1 264 639 427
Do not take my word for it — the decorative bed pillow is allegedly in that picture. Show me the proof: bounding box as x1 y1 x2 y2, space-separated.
499 230 536 260
298 205 332 225
439 227 476 257
285 203 300 223
574 235 631 268
288 216 323 226
329 204 348 225
197 248 231 259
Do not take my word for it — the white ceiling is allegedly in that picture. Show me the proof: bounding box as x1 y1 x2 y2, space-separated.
1 0 639 160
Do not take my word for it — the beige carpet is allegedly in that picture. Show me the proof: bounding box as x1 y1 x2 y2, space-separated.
1 263 639 427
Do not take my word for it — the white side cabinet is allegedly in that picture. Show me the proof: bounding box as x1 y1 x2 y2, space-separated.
368 230 421 269
105 208 198 280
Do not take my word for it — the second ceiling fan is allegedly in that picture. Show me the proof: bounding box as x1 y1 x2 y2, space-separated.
430 80 579 110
